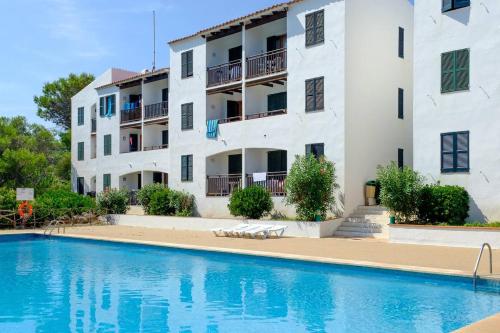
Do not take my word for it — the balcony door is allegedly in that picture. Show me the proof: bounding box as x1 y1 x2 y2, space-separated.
268 92 287 112
267 150 287 173
129 134 139 152
267 35 286 52
228 46 242 62
228 154 242 175
227 100 241 119
77 177 85 195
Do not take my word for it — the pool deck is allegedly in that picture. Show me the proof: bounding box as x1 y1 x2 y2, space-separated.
2 225 499 332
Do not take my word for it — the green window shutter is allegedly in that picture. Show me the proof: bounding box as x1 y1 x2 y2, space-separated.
187 51 193 77
188 103 193 129
162 130 169 146
77 142 84 161
305 79 315 111
442 0 453 11
398 27 404 59
305 13 315 46
182 155 191 181
181 51 193 78
78 107 84 125
99 97 105 117
441 133 455 171
315 78 324 110
306 143 324 159
110 95 116 115
103 174 111 190
305 144 312 156
267 92 287 111
315 10 324 44
181 52 187 78
104 134 111 156
441 51 455 93
181 104 189 129
188 155 193 181
456 131 469 171
455 49 469 91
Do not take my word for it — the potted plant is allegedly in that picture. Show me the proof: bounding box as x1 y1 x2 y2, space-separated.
365 180 377 206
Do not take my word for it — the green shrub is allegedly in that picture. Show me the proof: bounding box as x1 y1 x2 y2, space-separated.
34 189 95 220
285 155 338 221
0 187 16 210
464 222 500 228
137 183 166 215
96 189 129 215
377 162 424 223
171 190 195 217
228 185 273 219
147 188 195 217
417 185 469 225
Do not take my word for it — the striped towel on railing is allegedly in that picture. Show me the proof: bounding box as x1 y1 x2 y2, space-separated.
206 119 219 138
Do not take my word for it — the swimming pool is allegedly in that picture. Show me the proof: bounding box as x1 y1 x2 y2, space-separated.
0 234 498 333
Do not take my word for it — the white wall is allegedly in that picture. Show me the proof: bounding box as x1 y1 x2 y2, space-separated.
206 32 242 67
344 0 414 215
143 79 168 106
413 0 500 221
246 17 287 57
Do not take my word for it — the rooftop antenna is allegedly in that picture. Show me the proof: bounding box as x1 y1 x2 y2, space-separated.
152 10 156 71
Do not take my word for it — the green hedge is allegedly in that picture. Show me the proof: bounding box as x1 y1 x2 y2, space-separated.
417 185 469 225
137 183 166 215
142 186 195 217
228 185 273 219
34 189 95 220
96 189 129 215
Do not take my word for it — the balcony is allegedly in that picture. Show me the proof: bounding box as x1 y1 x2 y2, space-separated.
144 101 168 120
91 118 96 133
206 174 242 197
143 144 168 151
245 109 287 120
207 60 242 88
246 172 287 196
120 102 142 124
246 48 287 80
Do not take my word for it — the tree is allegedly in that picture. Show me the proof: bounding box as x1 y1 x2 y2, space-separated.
33 73 95 129
285 155 338 221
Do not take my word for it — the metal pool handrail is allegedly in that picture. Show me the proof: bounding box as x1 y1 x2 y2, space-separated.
473 242 493 288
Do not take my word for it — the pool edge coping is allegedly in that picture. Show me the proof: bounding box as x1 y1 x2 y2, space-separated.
43 231 479 279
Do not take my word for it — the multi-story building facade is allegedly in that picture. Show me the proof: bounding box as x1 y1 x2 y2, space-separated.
72 0 414 218
414 0 500 221
71 68 170 200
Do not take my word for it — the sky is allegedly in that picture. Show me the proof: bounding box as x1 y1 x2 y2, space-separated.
0 0 283 128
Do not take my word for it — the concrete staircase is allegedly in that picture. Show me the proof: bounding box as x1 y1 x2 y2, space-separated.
334 206 390 239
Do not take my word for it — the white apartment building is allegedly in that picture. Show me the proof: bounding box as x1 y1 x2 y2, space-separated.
414 0 500 221
72 0 414 218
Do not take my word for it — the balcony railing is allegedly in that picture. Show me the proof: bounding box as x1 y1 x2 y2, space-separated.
206 174 242 196
218 115 242 124
246 172 287 196
245 109 287 120
143 144 168 151
246 48 287 79
91 118 96 133
121 109 142 124
144 101 168 120
207 60 242 87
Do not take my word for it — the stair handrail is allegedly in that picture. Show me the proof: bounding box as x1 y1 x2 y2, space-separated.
473 242 493 287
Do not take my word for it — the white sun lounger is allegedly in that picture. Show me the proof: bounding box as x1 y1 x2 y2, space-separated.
233 224 266 237
244 225 288 239
211 223 249 237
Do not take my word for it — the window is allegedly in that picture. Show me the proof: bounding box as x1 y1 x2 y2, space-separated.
268 92 287 111
103 174 111 191
305 77 324 112
77 142 84 161
181 50 193 78
162 130 169 146
77 107 84 125
398 27 404 59
441 131 469 173
441 49 469 93
306 143 324 159
398 88 404 119
181 155 193 181
442 0 470 12
305 10 324 47
181 103 193 130
267 150 287 173
398 148 404 169
77 177 85 195
103 134 112 156
99 95 116 117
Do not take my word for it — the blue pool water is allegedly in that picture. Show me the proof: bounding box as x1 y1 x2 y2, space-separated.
0 235 498 333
